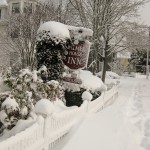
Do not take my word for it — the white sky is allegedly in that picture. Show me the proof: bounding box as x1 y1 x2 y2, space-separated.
139 2 150 25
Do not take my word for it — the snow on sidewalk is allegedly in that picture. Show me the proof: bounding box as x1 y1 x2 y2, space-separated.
139 79 150 150
53 78 150 150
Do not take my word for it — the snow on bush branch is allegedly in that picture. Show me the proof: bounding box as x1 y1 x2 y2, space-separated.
0 66 63 134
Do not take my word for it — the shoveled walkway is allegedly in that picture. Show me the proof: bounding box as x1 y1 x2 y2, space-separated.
52 77 150 150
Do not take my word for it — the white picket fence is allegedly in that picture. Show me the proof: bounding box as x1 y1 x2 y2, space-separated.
0 84 118 150
88 84 118 112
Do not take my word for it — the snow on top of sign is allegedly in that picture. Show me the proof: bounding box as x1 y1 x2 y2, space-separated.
37 21 93 43
37 21 70 40
68 26 93 43
78 70 106 91
67 25 93 37
0 0 8 7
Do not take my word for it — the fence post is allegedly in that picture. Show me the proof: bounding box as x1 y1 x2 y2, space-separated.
102 92 105 109
34 99 55 138
82 91 93 112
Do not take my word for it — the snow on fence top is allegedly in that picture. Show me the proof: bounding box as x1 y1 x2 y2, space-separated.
0 0 8 7
34 99 54 115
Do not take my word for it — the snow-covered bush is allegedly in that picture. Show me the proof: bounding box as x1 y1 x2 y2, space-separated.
36 21 71 81
63 70 106 107
0 67 63 134
0 96 20 132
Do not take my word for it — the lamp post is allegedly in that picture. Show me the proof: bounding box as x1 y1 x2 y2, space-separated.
146 27 150 80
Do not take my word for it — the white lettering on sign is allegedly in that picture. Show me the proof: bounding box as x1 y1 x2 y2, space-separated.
67 57 82 65
63 41 91 70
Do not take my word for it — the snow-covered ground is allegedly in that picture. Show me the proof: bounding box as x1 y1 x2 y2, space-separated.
53 76 150 150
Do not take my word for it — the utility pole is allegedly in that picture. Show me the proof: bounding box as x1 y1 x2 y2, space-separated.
146 27 150 79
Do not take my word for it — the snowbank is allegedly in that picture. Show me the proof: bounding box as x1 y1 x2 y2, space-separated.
96 71 120 88
96 71 120 79
78 70 106 91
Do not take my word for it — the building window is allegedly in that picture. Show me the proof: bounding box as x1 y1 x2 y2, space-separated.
12 3 20 14
24 2 33 14
0 9 1 19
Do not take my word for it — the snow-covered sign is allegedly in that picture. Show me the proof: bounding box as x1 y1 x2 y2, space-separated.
63 40 91 70
63 76 82 84
63 72 82 84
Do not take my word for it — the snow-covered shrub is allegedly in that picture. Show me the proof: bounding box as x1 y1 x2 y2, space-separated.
0 67 63 134
36 21 71 81
63 70 106 107
2 67 63 102
0 96 20 132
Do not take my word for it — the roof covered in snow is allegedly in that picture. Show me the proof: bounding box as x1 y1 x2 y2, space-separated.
117 51 131 59
0 0 8 7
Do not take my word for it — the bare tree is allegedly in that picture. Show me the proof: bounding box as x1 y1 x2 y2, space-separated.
69 0 149 82
7 0 77 69
8 2 50 69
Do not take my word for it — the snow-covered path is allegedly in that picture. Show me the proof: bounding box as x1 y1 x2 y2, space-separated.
137 78 150 150
53 77 150 150
139 80 150 115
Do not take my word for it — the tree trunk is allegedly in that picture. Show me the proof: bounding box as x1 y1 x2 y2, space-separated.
102 57 107 82
102 48 108 83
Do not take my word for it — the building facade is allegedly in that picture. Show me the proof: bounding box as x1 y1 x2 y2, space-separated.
0 0 36 70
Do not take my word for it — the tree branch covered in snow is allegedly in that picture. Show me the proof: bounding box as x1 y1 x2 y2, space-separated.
69 0 148 82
